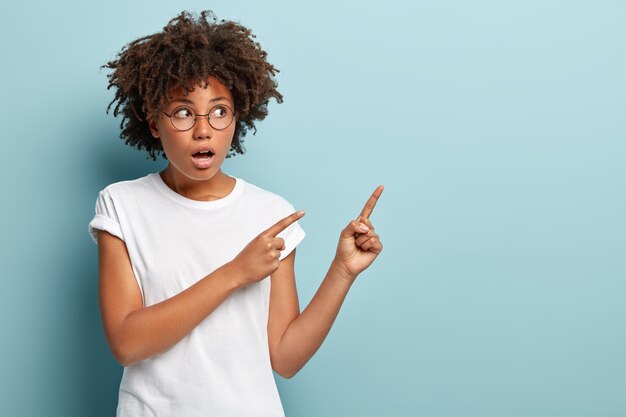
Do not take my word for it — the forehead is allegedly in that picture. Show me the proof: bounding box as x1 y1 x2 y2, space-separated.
166 76 233 103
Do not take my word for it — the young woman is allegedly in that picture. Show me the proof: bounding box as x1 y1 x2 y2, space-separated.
88 10 383 417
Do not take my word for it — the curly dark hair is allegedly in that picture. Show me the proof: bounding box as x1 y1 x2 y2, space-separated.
102 10 283 161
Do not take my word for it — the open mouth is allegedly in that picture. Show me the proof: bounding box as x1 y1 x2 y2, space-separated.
192 150 215 160
190 149 216 169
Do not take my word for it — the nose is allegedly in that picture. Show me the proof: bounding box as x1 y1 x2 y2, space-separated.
193 114 213 139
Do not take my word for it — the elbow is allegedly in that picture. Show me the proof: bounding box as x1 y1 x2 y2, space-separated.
274 366 298 380
111 345 131 367
110 340 140 367
114 351 141 368
271 356 300 379
116 354 136 368
105 315 146 367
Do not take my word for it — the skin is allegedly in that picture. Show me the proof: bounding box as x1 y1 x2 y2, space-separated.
97 76 384 378
147 76 237 201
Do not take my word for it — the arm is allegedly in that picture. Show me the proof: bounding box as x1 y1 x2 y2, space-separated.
98 211 305 367
268 254 355 379
98 229 241 367
268 186 384 378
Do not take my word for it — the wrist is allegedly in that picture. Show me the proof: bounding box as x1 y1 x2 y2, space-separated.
330 258 358 284
219 261 246 290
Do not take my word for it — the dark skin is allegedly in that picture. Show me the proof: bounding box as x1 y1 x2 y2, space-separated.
103 10 282 161
98 13 385 376
98 163 383 376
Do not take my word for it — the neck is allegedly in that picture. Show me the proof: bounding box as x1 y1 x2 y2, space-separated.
159 166 235 202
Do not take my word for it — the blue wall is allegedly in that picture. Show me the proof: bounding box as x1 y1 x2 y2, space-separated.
1 1 625 416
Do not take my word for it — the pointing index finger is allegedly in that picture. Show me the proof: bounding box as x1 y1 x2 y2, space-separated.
265 210 305 237
359 185 384 219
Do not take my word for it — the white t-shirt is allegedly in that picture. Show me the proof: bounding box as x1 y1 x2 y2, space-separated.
88 172 305 417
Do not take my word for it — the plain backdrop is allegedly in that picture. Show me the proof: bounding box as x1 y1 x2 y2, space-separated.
1 1 625 416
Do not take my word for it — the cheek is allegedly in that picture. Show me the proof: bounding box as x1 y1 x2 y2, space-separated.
220 127 236 147
158 133 183 156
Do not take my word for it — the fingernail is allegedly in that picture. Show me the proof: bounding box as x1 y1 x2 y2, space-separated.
359 223 369 232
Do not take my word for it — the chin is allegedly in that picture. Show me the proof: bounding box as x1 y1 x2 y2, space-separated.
185 155 225 179
188 168 221 181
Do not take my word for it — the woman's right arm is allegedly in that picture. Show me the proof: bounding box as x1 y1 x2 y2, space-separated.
97 210 302 367
97 229 241 367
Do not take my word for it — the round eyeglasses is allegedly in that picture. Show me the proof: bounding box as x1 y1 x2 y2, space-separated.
162 104 235 131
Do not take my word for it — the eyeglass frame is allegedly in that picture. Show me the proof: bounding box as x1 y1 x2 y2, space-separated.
161 104 236 132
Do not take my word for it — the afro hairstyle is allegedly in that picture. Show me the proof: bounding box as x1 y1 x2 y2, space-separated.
102 10 283 161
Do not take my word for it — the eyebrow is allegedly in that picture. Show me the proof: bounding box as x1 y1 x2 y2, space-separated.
171 96 231 105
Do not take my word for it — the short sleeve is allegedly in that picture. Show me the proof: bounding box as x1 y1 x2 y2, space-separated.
276 202 306 261
88 190 125 244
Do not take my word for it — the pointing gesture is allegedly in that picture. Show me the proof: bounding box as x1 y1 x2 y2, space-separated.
359 185 383 219
264 210 305 239
231 211 305 286
335 185 384 280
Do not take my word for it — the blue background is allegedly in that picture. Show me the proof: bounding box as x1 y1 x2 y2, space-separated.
1 1 625 416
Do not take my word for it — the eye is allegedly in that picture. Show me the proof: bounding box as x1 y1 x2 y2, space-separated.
210 105 230 119
172 107 194 119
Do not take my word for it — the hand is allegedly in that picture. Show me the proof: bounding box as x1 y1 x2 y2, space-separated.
229 211 305 287
334 185 384 281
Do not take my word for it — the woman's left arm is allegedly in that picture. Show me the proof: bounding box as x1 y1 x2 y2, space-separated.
267 186 384 379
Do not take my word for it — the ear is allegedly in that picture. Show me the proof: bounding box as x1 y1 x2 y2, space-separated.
148 114 160 138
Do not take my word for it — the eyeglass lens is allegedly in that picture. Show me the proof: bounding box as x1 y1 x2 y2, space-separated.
168 105 234 131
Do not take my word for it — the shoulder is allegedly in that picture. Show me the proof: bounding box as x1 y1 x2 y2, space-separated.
99 173 155 198
237 178 293 208
236 178 306 245
237 178 295 221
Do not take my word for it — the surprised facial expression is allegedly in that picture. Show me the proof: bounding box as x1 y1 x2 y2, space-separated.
148 76 236 181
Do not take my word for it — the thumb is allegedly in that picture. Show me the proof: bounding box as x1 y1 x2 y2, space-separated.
340 220 370 239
